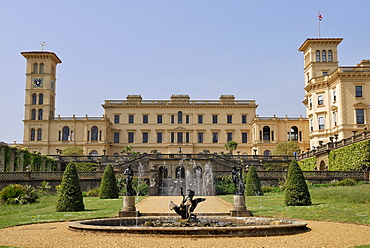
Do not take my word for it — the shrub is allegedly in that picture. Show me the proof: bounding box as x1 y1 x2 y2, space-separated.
284 160 311 206
0 184 39 205
334 178 356 186
86 187 100 197
117 177 148 196
72 162 97 172
99 164 119 199
216 176 234 195
245 165 263 196
56 162 85 212
262 185 281 193
298 156 317 171
37 181 51 195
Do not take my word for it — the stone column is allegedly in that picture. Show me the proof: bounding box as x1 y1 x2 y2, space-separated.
18 151 25 172
9 148 15 172
0 145 5 172
230 195 252 217
118 195 139 217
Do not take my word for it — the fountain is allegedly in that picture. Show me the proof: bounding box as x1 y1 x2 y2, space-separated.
69 163 308 236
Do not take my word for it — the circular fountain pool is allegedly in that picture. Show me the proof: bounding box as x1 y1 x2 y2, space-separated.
69 216 308 237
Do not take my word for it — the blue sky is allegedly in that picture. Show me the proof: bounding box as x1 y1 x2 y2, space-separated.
1 1 370 143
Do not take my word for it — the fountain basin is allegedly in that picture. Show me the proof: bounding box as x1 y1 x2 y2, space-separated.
69 216 308 237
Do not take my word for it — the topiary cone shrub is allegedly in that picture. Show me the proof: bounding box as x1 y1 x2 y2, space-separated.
56 162 85 212
99 164 119 199
245 165 264 196
284 160 311 206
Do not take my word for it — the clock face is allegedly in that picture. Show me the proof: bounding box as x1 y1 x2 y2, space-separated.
32 78 44 88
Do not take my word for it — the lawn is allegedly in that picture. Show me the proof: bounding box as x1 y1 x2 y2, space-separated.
219 184 370 225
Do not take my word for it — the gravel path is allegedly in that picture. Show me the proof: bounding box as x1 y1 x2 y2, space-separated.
0 197 369 248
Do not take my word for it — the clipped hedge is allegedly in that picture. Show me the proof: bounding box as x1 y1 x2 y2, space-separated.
298 156 317 171
328 140 370 171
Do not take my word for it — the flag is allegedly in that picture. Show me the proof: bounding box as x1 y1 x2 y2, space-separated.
318 11 323 21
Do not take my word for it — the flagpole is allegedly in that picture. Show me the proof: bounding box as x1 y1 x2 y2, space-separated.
318 11 322 38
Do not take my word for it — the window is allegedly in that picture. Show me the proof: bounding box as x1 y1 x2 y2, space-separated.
170 132 175 143
143 115 148 124
242 132 248 143
30 129 35 141
178 111 183 124
333 90 336 102
356 86 363 97
114 132 120 143
186 115 190 124
328 50 333 62
322 71 328 76
171 115 175 124
114 115 120 124
212 132 218 143
198 115 203 124
198 132 203 143
322 50 326 62
40 63 45 74
318 94 324 105
356 109 365 124
227 115 232 124
318 116 325 130
157 132 162 143
128 115 134 124
316 50 320 62
157 115 162 124
91 126 98 141
333 112 337 126
227 132 233 142
33 63 38 74
212 115 218 124
31 109 36 120
262 126 270 141
185 132 190 143
289 126 298 141
310 118 313 132
128 132 134 143
177 132 183 143
32 94 37 105
37 129 42 141
38 109 43 120
39 94 43 105
242 115 247 124
62 126 69 141
309 98 312 108
142 132 149 143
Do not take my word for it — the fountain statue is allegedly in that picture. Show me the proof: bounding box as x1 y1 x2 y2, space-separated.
119 164 138 217
231 165 245 195
124 164 136 196
169 187 206 220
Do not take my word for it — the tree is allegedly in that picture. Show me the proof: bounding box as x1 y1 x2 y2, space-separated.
224 141 238 155
284 160 311 206
121 145 132 155
56 162 85 212
273 141 300 156
99 164 119 199
62 146 84 156
245 165 263 196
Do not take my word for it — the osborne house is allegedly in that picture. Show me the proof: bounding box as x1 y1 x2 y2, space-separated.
21 37 370 157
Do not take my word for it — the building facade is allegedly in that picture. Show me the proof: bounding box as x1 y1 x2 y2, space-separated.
21 50 310 156
299 38 370 148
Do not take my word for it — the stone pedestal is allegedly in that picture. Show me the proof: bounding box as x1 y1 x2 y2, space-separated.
118 195 139 217
230 195 252 217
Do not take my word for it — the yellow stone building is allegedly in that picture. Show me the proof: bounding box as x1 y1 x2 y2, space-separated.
299 38 370 148
21 47 312 156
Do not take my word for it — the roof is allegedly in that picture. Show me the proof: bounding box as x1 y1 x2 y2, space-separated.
21 51 62 63
298 38 343 52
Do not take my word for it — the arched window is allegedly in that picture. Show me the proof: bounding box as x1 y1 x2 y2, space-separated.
288 126 299 141
178 111 183 124
90 150 98 156
175 166 185 178
31 109 36 120
322 50 326 62
39 94 44 105
315 50 320 62
263 126 270 141
113 153 119 158
263 150 271 157
38 109 43 120
62 126 70 141
328 50 333 62
37 129 42 141
33 63 38 74
159 166 168 179
39 63 45 74
32 94 37 105
30 129 35 141
91 126 98 141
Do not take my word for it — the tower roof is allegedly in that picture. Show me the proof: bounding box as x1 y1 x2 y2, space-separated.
298 38 343 52
21 51 62 64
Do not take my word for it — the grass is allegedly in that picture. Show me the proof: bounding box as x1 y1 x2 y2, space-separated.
0 194 145 229
218 184 370 225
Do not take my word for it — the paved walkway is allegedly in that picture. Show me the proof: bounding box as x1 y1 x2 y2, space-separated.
136 196 233 214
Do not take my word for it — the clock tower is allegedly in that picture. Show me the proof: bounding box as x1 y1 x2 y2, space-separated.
22 51 62 149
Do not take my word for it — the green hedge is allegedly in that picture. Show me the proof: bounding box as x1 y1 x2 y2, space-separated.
328 140 370 171
298 156 317 171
